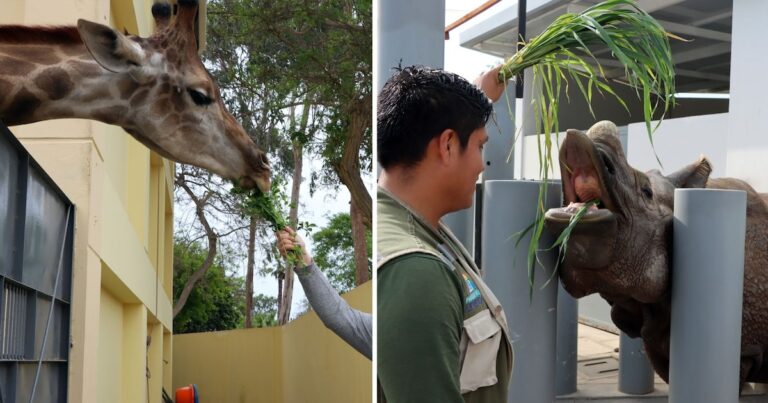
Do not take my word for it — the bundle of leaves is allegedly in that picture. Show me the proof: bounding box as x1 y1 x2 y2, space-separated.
503 0 676 289
232 179 304 268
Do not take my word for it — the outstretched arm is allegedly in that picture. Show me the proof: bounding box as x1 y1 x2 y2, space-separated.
276 228 372 360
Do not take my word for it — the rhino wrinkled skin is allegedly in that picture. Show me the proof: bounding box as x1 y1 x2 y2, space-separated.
544 120 768 384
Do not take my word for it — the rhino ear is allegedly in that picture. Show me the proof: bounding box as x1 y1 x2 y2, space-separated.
667 155 712 188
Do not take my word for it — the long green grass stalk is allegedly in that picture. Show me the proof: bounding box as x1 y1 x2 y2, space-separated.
502 0 676 290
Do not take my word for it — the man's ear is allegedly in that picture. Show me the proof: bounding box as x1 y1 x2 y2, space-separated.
77 19 146 73
436 129 457 163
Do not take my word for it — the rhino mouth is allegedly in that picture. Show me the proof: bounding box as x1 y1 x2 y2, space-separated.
545 129 617 226
543 129 618 269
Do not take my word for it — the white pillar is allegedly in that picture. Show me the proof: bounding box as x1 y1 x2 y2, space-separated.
726 0 768 191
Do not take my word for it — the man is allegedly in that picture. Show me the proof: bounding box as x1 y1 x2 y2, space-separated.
377 65 512 402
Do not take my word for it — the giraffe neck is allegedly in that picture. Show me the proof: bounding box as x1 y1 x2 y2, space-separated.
0 27 134 128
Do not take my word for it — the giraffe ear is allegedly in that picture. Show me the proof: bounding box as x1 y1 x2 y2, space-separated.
77 19 146 74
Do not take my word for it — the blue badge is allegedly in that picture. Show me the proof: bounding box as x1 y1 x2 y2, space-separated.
462 272 483 312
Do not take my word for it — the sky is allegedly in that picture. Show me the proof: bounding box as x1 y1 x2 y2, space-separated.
444 0 505 80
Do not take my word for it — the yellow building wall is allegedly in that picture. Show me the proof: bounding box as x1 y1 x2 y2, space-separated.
2 0 176 402
173 282 373 403
98 288 124 403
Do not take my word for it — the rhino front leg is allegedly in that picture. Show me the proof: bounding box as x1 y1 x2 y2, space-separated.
740 344 763 385
608 298 644 338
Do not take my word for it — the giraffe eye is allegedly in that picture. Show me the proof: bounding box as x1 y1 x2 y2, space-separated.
187 88 212 106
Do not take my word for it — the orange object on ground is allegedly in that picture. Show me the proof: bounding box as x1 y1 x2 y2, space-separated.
175 384 199 403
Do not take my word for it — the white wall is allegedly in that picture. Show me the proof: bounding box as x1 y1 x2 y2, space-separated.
518 113 730 181
726 0 768 192
627 113 729 178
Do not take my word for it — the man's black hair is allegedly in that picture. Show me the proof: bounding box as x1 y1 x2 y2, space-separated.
377 65 493 170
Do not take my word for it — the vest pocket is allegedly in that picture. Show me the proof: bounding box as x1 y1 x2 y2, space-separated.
459 309 502 393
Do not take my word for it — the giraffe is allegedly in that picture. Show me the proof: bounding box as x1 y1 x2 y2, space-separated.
0 0 270 192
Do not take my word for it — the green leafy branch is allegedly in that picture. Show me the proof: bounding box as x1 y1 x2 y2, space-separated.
501 0 676 290
232 178 304 268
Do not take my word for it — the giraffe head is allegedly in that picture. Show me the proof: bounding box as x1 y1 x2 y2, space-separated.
76 0 270 191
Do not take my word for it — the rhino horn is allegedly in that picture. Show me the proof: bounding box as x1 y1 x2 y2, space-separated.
667 155 712 188
587 120 620 138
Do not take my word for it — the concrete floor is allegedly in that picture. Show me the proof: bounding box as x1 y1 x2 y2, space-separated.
555 324 768 402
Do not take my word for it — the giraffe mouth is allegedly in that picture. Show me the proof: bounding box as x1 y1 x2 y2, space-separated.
239 175 271 193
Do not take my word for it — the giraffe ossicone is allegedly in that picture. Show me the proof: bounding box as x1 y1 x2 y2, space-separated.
0 0 270 192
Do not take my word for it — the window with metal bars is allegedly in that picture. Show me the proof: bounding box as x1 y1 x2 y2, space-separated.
0 123 73 403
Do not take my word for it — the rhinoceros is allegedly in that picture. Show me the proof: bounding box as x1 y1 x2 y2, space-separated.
544 120 768 384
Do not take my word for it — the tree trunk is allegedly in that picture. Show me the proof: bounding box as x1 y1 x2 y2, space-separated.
350 199 369 285
333 93 372 230
245 217 257 328
173 177 217 318
277 101 309 325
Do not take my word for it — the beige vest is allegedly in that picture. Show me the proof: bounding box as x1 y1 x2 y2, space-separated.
377 187 514 393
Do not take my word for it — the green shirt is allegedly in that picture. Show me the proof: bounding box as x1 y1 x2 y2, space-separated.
378 253 511 403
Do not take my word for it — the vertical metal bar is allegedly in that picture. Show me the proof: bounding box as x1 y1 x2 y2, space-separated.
0 277 4 359
556 283 578 396
13 287 17 360
442 206 475 255
482 180 560 403
515 0 527 98
618 333 654 394
473 183 483 268
29 205 71 403
669 189 746 403
484 85 517 181
13 155 28 283
24 290 35 361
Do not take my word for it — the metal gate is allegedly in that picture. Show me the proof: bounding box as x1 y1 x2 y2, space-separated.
0 122 74 403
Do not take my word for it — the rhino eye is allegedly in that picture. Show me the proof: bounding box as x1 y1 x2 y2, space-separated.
642 185 653 199
600 151 616 175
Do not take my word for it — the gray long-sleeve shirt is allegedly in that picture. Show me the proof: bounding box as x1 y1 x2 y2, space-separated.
295 263 372 359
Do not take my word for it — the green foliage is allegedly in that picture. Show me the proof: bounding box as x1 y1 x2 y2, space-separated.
173 239 244 333
231 177 305 268
312 213 371 292
251 294 279 328
206 0 372 191
501 0 675 151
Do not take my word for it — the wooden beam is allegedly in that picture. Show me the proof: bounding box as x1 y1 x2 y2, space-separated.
445 0 501 40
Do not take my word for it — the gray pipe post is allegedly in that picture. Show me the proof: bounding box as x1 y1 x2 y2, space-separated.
669 189 747 403
484 84 516 181
375 0 445 90
482 180 561 403
556 283 578 396
618 333 654 394
443 205 475 254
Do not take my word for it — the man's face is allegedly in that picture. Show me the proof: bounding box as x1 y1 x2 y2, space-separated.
449 127 488 210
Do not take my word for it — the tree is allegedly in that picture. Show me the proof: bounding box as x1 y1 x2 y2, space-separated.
251 294 279 328
312 212 372 292
173 238 245 333
172 166 255 318
244 0 374 231
203 0 371 323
